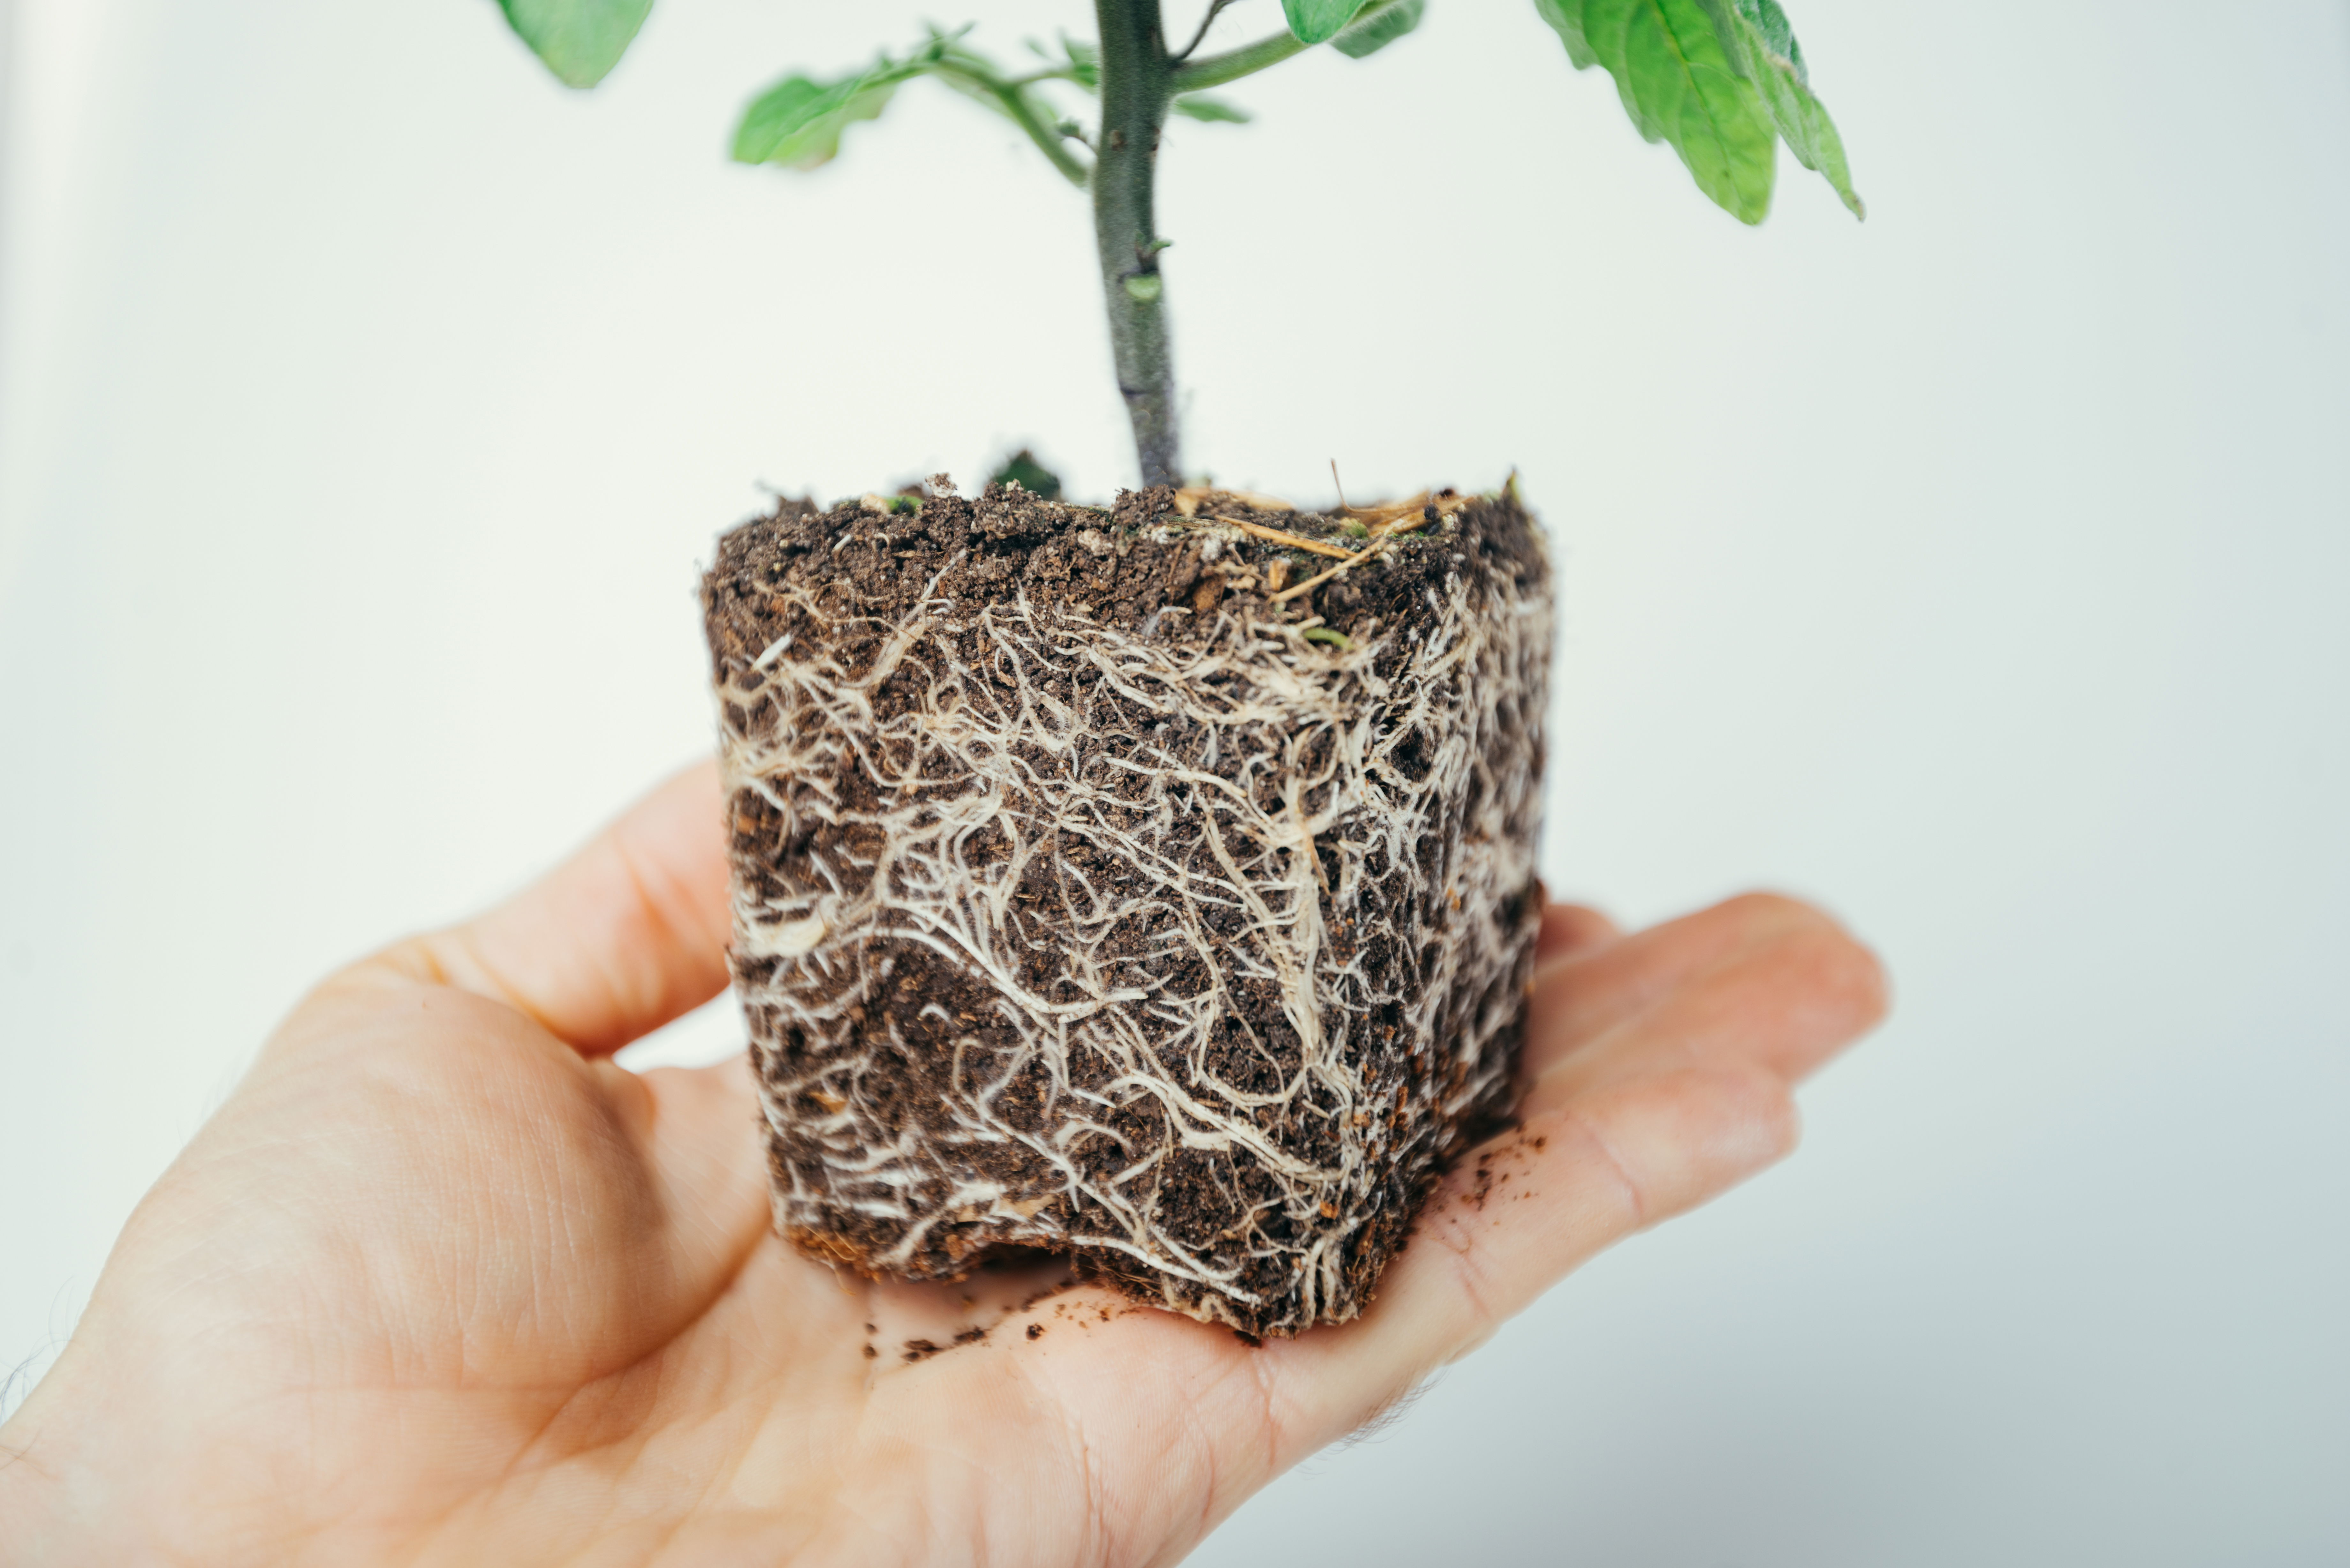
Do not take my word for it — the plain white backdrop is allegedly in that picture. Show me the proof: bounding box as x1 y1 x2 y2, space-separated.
3 0 2346 1559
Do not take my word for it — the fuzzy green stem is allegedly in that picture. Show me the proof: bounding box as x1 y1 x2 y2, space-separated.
1168 28 1308 93
936 60 1092 186
1171 0 1416 92
1094 0 1181 487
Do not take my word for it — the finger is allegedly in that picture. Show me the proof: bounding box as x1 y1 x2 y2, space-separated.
1535 900 1620 962
836 900 1882 1560
1311 1059 1799 1381
1527 899 1887 1111
1259 1083 1797 1463
1247 901 1884 1464
1522 892 1869 1078
946 1061 1801 1562
380 761 732 1055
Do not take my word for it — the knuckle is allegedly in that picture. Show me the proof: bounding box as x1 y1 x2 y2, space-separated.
1642 1067 1802 1217
1427 1200 1506 1338
1724 1066 1804 1160
1243 1338 1290 1477
1555 1105 1651 1232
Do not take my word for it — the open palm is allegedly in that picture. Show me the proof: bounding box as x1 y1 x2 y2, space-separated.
0 765 1884 1565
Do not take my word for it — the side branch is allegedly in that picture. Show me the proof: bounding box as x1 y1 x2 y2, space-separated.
1171 0 1419 92
1169 28 1306 93
938 61 1094 186
1173 0 1238 62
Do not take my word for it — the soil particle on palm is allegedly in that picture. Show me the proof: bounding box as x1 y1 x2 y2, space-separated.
1016 1281 1074 1313
1464 1127 1550 1212
705 477 1552 1337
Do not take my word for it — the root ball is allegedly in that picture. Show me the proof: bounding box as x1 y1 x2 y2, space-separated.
701 480 1551 1336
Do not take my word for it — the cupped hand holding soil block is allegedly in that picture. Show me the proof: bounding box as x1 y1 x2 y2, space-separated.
702 477 1552 1337
502 0 1863 1343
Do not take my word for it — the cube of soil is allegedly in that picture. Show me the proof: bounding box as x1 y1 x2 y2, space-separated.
701 478 1551 1336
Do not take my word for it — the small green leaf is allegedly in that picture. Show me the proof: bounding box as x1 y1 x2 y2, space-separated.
1709 0 1863 217
732 67 904 169
1332 0 1426 60
497 0 653 88
1533 0 1776 223
1171 94 1252 123
741 32 1091 188
1283 0 1367 46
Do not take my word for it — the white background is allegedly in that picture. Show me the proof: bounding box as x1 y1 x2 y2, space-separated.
4 0 2346 1560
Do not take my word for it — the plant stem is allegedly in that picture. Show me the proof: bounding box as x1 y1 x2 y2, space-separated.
1171 0 1416 93
1173 0 1238 62
1169 28 1307 93
936 61 1092 186
1093 0 1181 487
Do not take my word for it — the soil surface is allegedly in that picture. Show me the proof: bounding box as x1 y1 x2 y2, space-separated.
703 477 1551 1336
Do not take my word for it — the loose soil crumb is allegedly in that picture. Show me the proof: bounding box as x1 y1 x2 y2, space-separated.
1016 1281 1075 1313
1464 1126 1548 1212
705 477 1551 1336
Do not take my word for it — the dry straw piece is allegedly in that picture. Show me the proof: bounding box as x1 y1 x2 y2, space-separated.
702 479 1552 1335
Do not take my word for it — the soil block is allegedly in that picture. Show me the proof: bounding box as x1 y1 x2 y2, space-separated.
701 476 1552 1336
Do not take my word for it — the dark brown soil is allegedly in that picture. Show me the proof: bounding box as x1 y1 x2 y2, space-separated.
705 480 1510 668
703 477 1550 1336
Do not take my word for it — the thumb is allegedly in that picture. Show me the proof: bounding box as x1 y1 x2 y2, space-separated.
373 760 734 1055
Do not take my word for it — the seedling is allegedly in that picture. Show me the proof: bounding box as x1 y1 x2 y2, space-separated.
491 0 1863 1336
496 0 1862 485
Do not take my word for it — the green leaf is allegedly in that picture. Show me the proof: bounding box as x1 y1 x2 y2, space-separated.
1171 93 1253 123
497 0 653 89
1709 0 1863 217
1333 0 1426 60
732 66 905 169
1533 0 1777 223
1283 0 1367 46
1533 0 1599 67
741 32 1092 187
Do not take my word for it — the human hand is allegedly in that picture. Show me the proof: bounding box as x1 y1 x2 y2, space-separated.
0 763 1885 1566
